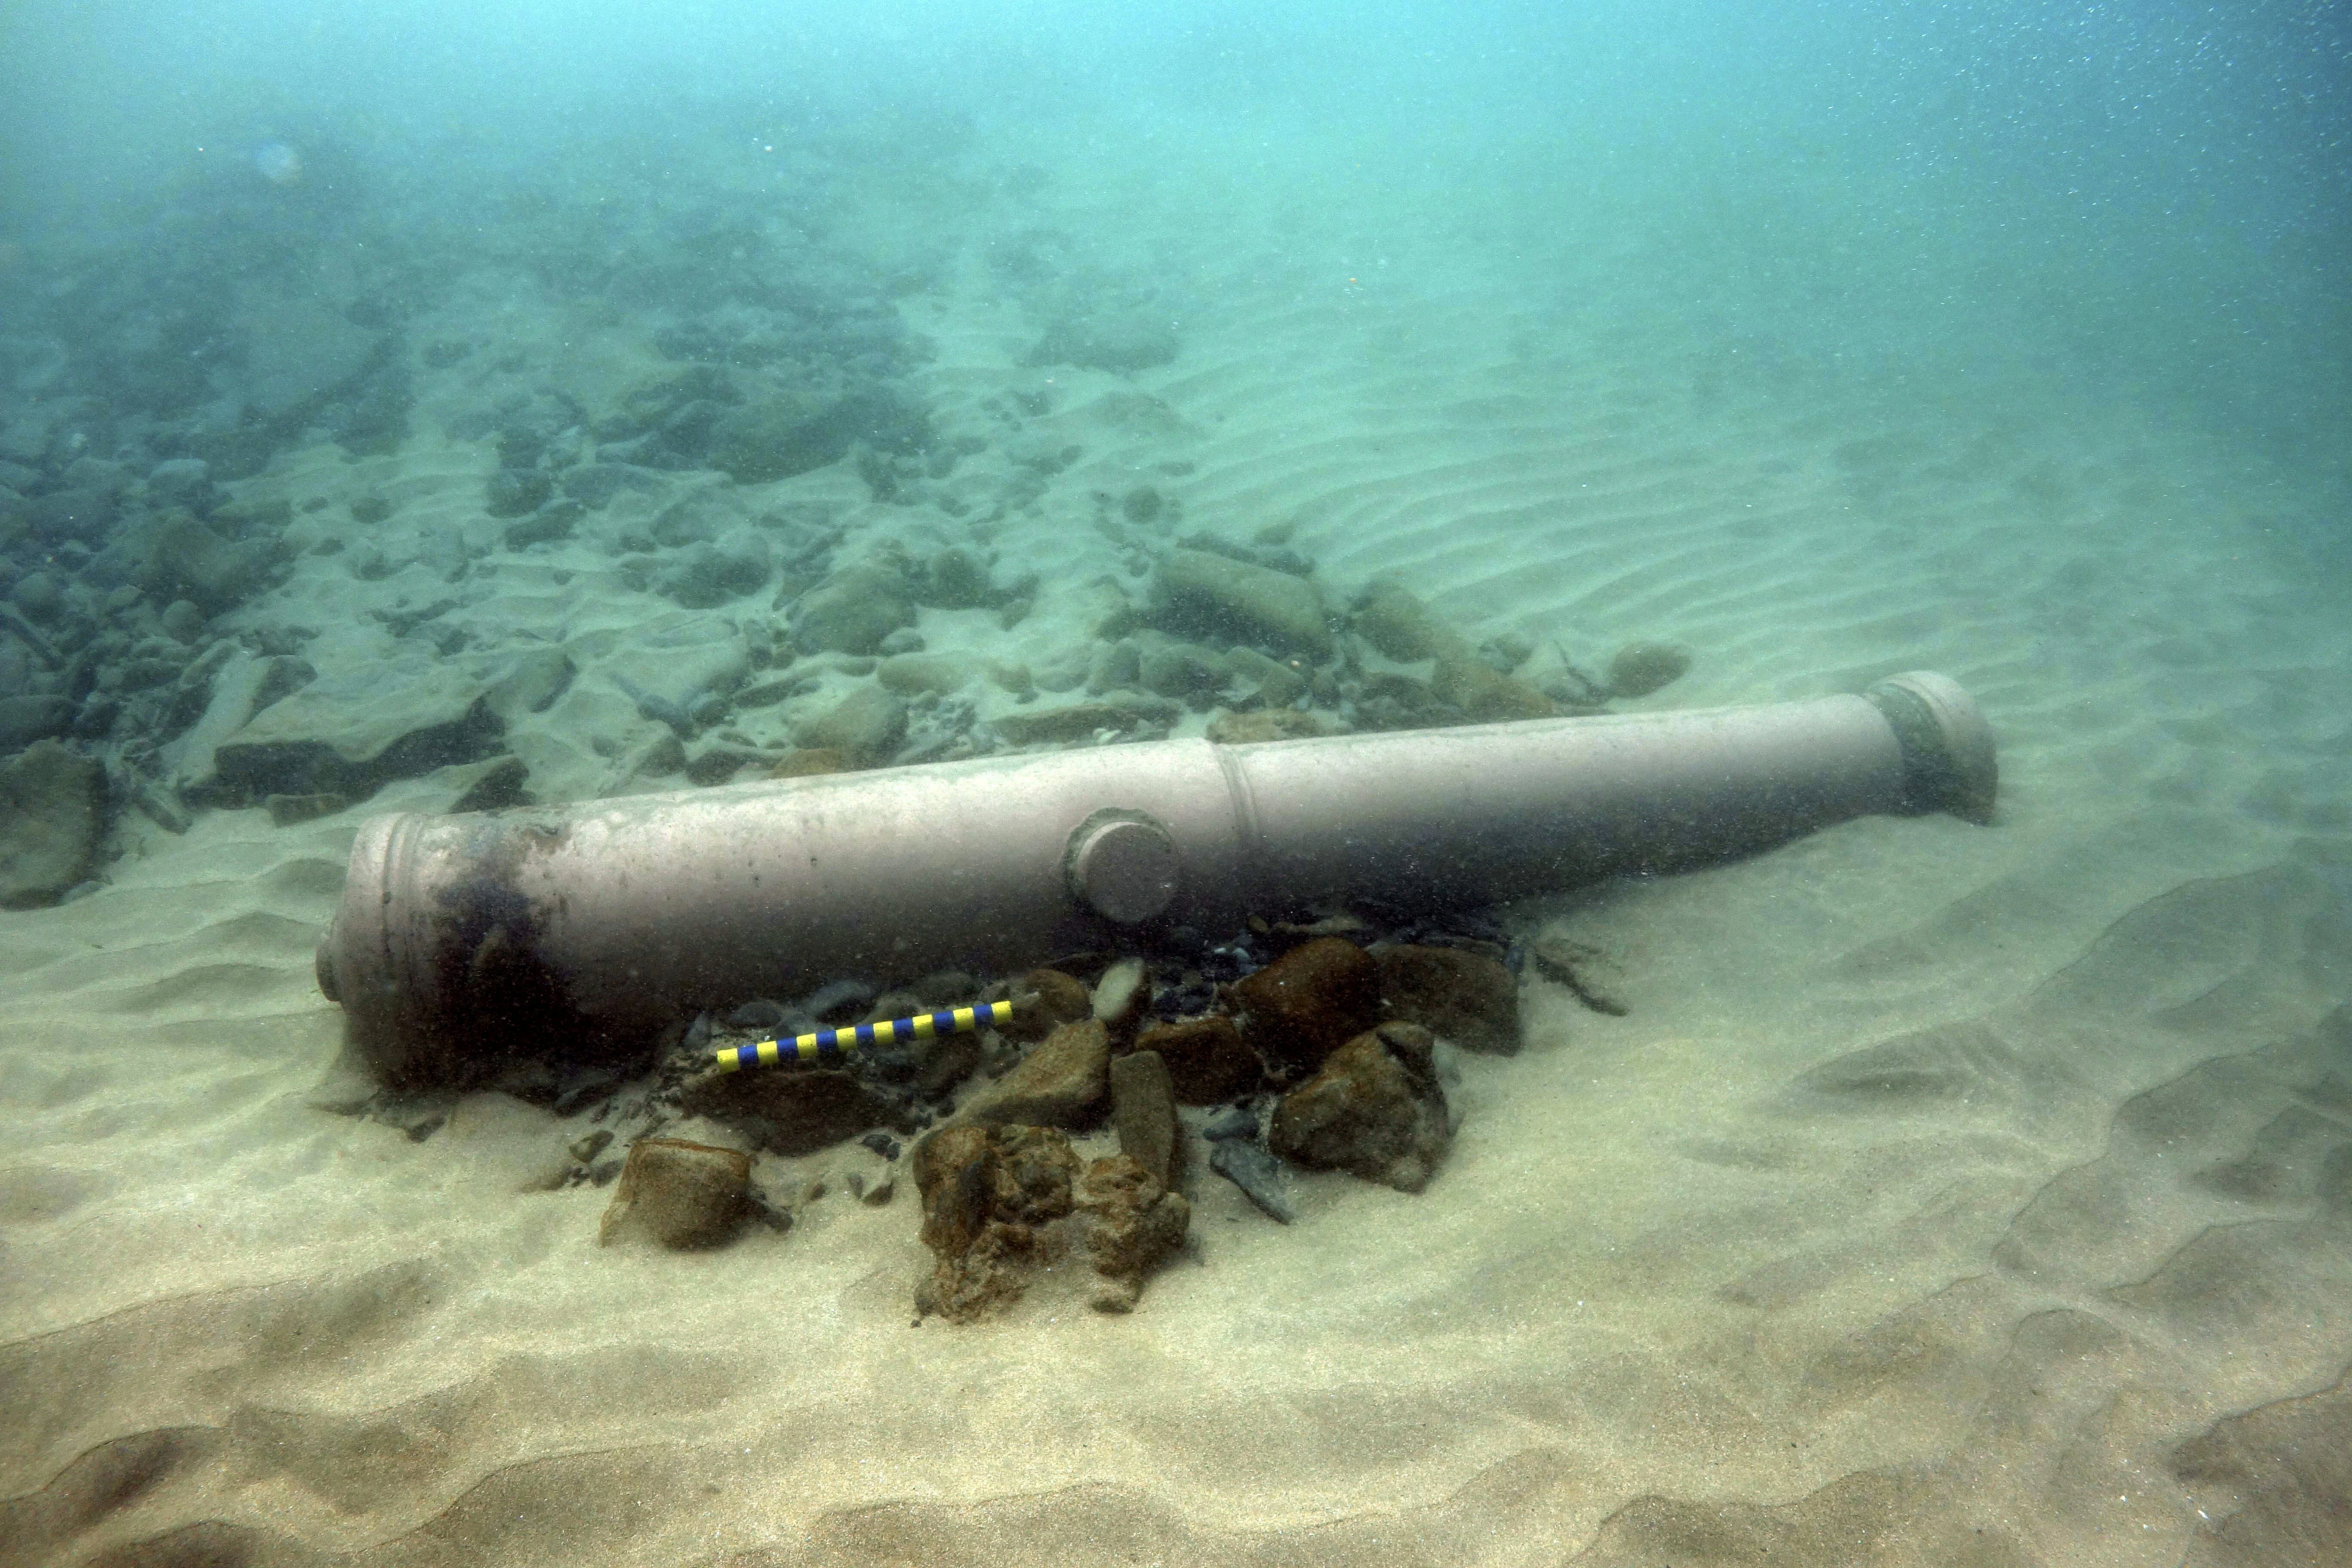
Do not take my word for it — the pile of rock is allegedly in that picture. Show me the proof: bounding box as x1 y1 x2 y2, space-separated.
532 902 1543 1324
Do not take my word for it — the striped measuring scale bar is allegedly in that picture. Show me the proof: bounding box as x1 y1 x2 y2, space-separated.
712 996 1022 1073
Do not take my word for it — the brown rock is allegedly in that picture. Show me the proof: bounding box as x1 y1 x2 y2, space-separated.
1269 1022 1451 1193
598 1138 753 1249
1232 936 1381 1078
1378 944 1522 1055
1110 1050 1181 1187
678 1065 910 1156
1076 1154 1191 1313
962 1018 1110 1130
1135 1015 1262 1104
912 1123 1082 1321
795 683 906 767
1001 967 1092 1042
767 748 848 779
1205 708 1329 745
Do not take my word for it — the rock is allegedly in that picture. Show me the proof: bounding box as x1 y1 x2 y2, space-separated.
659 529 771 607
715 387 930 484
1085 641 1140 694
1002 968 1093 1043
0 740 106 907
766 748 848 779
597 1137 753 1249
793 563 914 655
560 462 660 508
1224 646 1309 708
1074 1154 1189 1313
1110 1050 1181 1188
962 1018 1112 1130
157 599 205 642
1135 1015 1261 1104
501 499 584 549
876 653 968 696
1207 1138 1294 1224
1154 549 1332 661
912 1124 1184 1319
188 651 532 808
1354 579 1555 724
1268 1021 1450 1193
1378 944 1521 1055
138 514 269 613
146 458 214 509
1138 640 1227 701
0 694 72 751
1091 957 1152 1047
1607 640 1692 699
678 1064 913 1157
913 1123 1082 1321
795 683 906 767
920 546 995 609
1205 708 1328 745
989 694 1182 746
1026 311 1180 373
1231 936 1382 1079
485 468 552 517
24 488 117 545
161 648 314 799
265 791 347 826
448 755 532 813
12 572 62 620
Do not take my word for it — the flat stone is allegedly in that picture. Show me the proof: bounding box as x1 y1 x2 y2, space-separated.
1378 944 1522 1055
1231 936 1382 1079
1134 1015 1261 1104
961 1018 1111 1130
1208 1138 1294 1224
1269 1021 1451 1194
1110 1050 1181 1187
1205 708 1328 745
189 650 546 808
0 740 105 907
988 695 1181 746
1154 549 1332 661
678 1064 913 1157
795 683 906 767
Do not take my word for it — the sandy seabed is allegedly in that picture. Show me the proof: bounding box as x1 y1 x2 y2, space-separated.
4 125 2350 1568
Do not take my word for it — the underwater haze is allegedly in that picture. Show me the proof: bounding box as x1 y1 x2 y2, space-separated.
3 2 2350 1565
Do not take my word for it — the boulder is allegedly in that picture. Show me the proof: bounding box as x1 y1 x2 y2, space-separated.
912 1124 1184 1320
1268 1021 1451 1194
1153 549 1331 661
1001 968 1093 1043
1607 640 1693 699
24 488 118 545
678 1065 913 1157
1231 936 1381 1079
658 528 771 608
139 514 269 613
1378 944 1521 1055
792 563 914 656
187 650 557 808
1353 578 1557 723
795 684 906 767
1074 1154 1189 1313
597 1137 753 1249
1134 1015 1262 1104
960 1018 1111 1130
0 740 106 907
